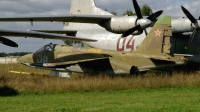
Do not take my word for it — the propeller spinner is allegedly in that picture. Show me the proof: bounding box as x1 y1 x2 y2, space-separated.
122 0 163 37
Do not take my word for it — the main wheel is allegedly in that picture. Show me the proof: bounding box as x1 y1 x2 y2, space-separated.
130 66 139 77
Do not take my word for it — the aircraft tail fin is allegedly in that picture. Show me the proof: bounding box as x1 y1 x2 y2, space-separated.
70 0 111 15
136 15 172 55
64 0 111 31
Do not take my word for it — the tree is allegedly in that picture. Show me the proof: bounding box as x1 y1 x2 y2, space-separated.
104 8 108 12
110 11 117 15
141 4 153 16
64 40 84 46
122 4 152 16
0 52 31 57
123 10 135 16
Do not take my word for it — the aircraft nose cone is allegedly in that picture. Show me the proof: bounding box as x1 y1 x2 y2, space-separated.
17 53 34 63
137 19 152 29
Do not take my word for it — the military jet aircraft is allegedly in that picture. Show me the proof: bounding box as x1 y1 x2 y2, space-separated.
17 15 188 76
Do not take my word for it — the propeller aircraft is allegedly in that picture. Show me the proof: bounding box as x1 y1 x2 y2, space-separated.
0 0 163 52
0 0 199 54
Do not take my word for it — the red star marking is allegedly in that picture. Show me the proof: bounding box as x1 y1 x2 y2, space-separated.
155 29 161 37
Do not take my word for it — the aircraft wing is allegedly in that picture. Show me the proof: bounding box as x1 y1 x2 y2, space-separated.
43 57 108 67
0 15 113 23
148 56 186 65
0 28 96 42
41 53 111 67
31 30 77 35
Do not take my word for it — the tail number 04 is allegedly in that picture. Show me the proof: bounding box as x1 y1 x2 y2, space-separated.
117 36 135 51
37 55 48 63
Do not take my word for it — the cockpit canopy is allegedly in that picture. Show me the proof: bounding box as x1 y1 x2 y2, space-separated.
36 43 56 53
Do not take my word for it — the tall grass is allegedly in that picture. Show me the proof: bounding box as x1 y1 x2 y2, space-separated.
1 64 200 94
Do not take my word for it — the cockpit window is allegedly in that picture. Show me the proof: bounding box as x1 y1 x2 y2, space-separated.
36 43 55 53
45 46 53 51
36 47 44 53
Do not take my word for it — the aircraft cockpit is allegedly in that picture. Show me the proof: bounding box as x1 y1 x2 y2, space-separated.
36 43 56 53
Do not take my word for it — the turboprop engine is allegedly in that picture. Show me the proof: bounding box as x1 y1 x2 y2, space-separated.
100 0 163 38
174 6 200 49
100 16 151 35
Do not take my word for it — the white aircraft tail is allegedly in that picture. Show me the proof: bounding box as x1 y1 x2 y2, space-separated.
70 0 111 15
63 0 112 31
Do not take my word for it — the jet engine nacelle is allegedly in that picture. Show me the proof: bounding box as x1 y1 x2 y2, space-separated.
99 16 151 34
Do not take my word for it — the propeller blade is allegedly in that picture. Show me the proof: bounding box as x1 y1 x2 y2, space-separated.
144 29 148 35
185 29 196 49
0 37 18 47
122 25 141 37
181 6 199 49
132 0 143 19
147 10 163 21
181 5 197 23
126 0 162 37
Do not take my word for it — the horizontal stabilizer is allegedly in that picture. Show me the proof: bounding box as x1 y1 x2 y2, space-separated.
144 54 186 65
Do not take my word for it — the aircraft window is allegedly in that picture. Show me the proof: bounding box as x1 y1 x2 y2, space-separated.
36 47 44 53
36 44 54 53
45 45 53 51
49 44 54 49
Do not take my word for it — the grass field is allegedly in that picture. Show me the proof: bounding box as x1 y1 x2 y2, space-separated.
1 64 200 94
1 87 200 112
1 64 200 111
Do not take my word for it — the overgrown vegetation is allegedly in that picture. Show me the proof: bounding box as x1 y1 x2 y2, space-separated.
1 64 200 111
1 64 200 94
0 52 31 57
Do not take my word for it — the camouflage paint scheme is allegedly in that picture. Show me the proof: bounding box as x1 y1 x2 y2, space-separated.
18 15 188 75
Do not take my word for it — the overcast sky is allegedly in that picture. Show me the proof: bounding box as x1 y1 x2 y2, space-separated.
0 0 199 53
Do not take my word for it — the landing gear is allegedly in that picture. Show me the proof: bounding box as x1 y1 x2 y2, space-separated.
130 66 140 77
160 68 180 76
83 72 90 78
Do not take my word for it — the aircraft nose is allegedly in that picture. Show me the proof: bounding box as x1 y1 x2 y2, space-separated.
17 53 34 63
